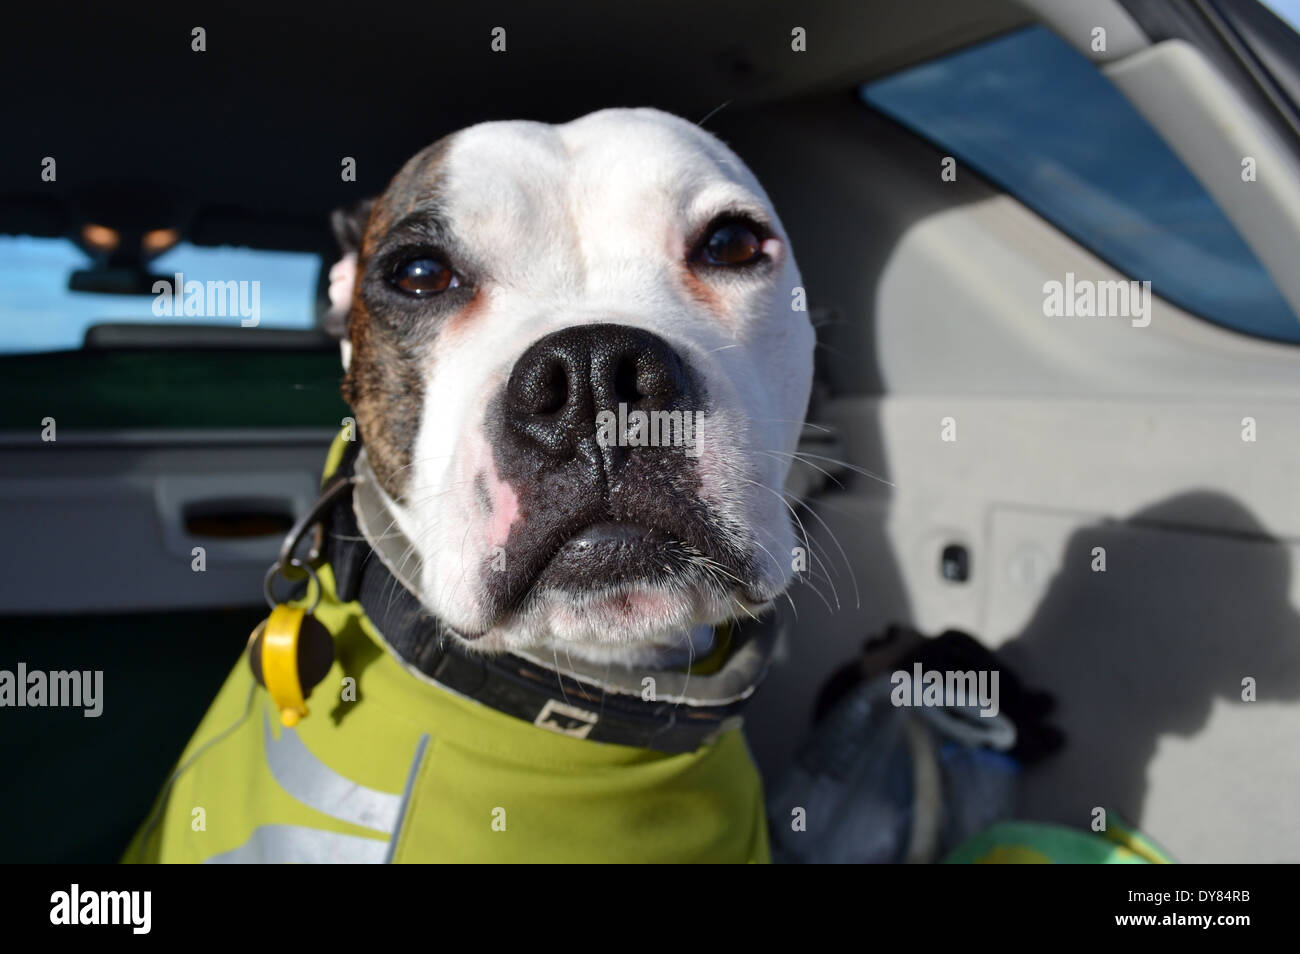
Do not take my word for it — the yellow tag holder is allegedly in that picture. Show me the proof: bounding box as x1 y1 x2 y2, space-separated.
253 557 328 728
261 604 310 727
251 480 351 728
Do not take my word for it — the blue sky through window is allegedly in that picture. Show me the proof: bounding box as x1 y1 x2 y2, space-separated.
0 236 320 353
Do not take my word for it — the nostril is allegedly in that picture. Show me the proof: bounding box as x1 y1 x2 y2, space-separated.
632 348 684 405
535 359 568 416
614 355 641 404
516 355 569 417
609 345 685 408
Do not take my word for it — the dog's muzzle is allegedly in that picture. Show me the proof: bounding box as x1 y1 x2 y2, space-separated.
483 323 752 618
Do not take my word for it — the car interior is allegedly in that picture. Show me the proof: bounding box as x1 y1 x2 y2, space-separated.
3 0 1299 863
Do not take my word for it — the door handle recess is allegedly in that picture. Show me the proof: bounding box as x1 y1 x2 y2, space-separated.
182 498 296 538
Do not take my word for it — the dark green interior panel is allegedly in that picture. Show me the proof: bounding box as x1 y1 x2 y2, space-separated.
0 350 350 431
0 608 263 863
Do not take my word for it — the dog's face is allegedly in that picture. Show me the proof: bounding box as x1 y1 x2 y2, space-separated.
332 108 813 663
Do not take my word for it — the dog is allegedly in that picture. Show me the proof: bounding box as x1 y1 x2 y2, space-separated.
127 108 815 864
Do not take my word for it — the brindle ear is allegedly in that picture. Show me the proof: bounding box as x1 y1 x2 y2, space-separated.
330 198 375 257
323 199 375 341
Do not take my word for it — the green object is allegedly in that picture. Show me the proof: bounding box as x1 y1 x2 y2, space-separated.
943 819 1175 864
0 349 348 431
124 433 770 864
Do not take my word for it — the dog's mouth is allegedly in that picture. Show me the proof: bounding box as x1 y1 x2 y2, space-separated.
488 510 761 631
535 521 696 591
477 516 760 649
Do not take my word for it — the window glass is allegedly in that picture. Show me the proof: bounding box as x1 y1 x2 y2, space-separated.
861 25 1300 344
0 235 320 354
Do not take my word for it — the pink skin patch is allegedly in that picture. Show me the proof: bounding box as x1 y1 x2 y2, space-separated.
482 468 520 550
328 254 356 313
556 589 674 624
596 590 669 618
460 432 522 553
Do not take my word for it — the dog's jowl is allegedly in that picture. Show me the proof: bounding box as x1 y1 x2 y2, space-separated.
127 108 815 864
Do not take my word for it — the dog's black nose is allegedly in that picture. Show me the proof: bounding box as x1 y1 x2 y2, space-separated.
506 323 694 458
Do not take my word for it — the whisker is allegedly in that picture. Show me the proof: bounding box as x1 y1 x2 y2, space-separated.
766 448 896 490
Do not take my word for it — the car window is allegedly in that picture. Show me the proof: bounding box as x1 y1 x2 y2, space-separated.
1261 0 1300 30
860 24 1300 345
0 234 321 354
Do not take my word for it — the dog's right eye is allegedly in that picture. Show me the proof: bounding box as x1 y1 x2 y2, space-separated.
391 256 460 296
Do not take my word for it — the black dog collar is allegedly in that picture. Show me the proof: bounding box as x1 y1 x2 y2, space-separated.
300 437 776 753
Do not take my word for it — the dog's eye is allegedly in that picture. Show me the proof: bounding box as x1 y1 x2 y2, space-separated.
391 256 459 295
696 220 765 267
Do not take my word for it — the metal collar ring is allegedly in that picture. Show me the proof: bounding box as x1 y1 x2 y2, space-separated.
264 558 322 614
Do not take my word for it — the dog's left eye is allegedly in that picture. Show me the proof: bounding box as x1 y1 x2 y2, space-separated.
391 256 460 296
694 219 766 267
